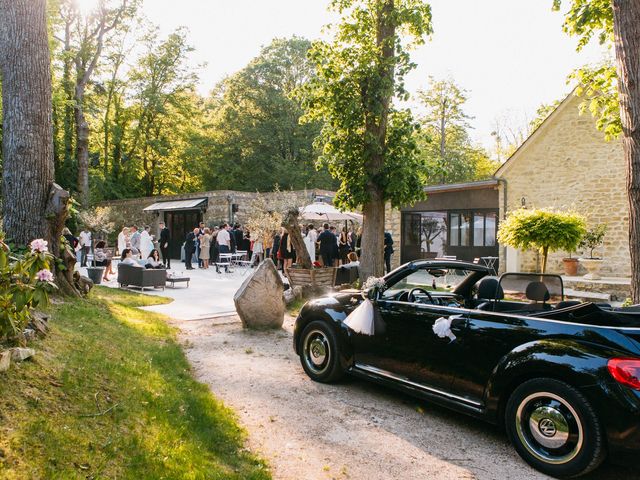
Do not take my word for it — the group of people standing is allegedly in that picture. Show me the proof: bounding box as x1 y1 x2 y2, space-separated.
183 222 256 273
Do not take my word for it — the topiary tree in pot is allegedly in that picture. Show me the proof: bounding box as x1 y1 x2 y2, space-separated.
497 208 587 274
578 224 607 279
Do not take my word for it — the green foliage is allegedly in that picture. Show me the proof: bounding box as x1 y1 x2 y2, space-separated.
198 37 336 192
300 0 433 210
579 223 607 258
417 77 497 184
0 287 270 479
529 99 562 132
552 1 621 139
497 208 587 272
0 237 56 343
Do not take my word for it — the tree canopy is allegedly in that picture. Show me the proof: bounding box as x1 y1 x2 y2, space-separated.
417 77 498 184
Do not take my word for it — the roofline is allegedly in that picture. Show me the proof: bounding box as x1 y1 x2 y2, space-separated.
494 89 577 178
423 179 499 194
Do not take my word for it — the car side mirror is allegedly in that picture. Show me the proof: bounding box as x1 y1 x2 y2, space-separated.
365 286 380 301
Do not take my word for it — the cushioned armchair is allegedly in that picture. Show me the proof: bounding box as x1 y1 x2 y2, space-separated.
117 264 167 290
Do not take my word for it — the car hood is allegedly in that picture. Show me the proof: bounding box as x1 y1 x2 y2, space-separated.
302 289 364 317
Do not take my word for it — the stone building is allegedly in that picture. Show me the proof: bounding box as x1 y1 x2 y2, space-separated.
494 92 630 277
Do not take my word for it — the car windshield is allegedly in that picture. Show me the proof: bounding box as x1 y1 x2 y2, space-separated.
382 266 474 298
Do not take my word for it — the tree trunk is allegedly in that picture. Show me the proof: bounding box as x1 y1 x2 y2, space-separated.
283 208 312 269
0 0 55 245
360 0 395 280
612 1 640 303
75 82 90 208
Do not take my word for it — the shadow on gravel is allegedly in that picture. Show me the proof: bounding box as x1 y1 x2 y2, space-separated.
344 378 640 480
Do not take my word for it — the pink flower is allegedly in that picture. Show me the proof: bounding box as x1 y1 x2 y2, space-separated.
30 238 49 254
36 269 54 282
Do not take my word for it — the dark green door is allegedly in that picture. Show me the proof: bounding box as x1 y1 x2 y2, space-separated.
165 210 202 259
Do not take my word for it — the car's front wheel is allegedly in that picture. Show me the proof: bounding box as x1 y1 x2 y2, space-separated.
505 378 605 478
299 320 345 383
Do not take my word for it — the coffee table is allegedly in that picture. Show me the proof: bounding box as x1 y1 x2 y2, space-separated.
166 276 190 288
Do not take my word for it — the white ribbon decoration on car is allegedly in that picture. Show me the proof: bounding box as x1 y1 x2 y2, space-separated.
433 316 457 342
344 298 376 336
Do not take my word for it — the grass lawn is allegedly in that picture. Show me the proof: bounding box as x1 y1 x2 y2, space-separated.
0 287 270 480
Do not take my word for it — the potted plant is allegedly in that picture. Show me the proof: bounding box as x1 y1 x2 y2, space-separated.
579 224 607 280
497 208 586 274
562 251 579 276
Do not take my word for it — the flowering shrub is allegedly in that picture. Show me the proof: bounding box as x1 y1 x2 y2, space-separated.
0 236 56 343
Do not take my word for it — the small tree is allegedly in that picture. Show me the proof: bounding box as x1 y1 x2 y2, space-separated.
579 224 607 259
497 208 587 273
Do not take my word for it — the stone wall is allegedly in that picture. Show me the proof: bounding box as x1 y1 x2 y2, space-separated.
385 203 402 269
496 94 630 277
100 189 336 235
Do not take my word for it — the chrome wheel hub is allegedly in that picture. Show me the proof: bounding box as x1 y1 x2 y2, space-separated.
303 329 330 374
515 392 583 465
309 338 327 366
529 406 570 448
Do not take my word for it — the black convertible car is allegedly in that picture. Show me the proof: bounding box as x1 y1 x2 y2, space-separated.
293 260 640 478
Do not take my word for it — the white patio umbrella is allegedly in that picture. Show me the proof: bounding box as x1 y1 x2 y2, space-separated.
299 202 363 222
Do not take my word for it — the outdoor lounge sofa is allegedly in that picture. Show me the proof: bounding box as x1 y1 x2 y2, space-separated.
117 264 167 290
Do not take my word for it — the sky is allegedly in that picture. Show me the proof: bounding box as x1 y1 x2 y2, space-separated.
141 0 610 149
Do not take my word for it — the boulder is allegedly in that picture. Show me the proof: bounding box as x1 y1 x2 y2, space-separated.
234 259 285 329
11 347 35 362
0 350 10 372
283 285 303 305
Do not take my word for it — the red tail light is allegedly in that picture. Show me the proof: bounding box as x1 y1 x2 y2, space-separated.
608 358 640 390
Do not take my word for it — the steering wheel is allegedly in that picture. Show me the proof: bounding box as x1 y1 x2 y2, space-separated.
408 287 435 304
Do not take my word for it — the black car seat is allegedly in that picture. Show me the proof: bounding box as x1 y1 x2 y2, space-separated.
476 278 504 311
526 281 551 310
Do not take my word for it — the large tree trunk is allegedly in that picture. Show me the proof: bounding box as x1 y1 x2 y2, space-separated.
75 82 90 208
360 0 395 281
0 0 55 245
283 208 312 269
612 1 640 303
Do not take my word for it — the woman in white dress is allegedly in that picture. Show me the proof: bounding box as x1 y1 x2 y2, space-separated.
117 227 129 255
305 224 317 263
139 226 153 260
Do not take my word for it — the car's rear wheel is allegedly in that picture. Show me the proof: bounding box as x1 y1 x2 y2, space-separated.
299 320 344 383
505 378 605 478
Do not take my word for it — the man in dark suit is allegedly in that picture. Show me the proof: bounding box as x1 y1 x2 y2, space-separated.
159 221 171 268
233 224 243 253
318 223 336 267
384 231 394 274
184 228 198 270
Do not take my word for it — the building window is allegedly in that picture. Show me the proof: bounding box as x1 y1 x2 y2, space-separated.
450 211 497 248
472 211 497 247
449 212 471 247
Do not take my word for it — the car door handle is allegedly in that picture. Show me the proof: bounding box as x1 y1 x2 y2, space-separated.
449 314 469 333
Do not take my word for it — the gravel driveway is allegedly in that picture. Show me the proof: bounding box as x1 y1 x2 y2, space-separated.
176 315 640 480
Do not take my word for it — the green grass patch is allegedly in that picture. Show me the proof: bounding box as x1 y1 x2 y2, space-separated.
0 287 270 480
286 297 307 317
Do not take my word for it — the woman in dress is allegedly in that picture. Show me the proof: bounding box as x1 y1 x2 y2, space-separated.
120 249 143 267
338 227 351 265
145 249 164 269
199 228 211 269
304 224 317 263
250 232 264 266
279 227 294 272
117 227 128 255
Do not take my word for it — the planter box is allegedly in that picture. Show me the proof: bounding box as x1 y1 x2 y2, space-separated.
86 266 105 285
286 267 337 288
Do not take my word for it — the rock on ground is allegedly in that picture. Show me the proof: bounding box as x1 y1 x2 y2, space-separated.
234 259 284 329
0 350 10 372
10 348 35 362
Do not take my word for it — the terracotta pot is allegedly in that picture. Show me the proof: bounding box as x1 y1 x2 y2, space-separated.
579 258 602 280
562 258 579 276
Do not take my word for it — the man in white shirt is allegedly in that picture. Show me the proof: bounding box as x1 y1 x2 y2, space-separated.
79 228 91 267
215 223 231 274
